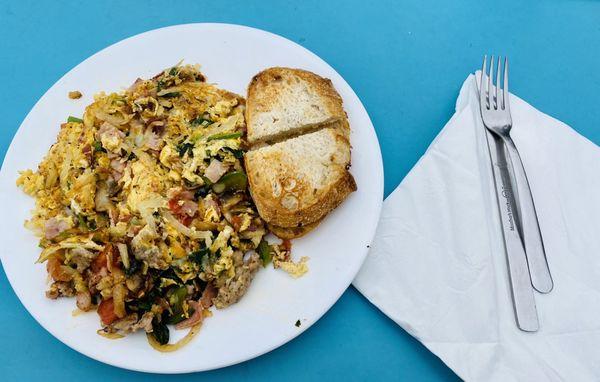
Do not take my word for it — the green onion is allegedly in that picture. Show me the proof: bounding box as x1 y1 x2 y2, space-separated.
160 91 181 98
190 117 213 127
257 240 273 267
206 132 243 141
67 116 83 123
92 141 103 152
211 171 247 194
165 286 188 325
176 142 194 157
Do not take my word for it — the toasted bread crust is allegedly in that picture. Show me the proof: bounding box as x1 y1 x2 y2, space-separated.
245 67 356 232
246 156 356 227
246 67 347 144
267 220 322 239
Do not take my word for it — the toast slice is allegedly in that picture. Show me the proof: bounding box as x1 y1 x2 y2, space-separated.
245 124 356 228
267 219 322 239
246 67 348 145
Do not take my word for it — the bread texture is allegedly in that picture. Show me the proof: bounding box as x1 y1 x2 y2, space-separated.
245 125 356 228
246 67 348 144
245 67 356 238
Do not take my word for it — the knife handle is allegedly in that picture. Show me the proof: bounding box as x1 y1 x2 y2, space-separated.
504 138 554 293
488 133 539 332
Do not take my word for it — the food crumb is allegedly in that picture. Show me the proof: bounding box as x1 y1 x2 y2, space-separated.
68 90 82 99
295 320 301 327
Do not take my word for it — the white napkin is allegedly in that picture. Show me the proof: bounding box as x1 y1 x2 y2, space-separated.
353 74 600 381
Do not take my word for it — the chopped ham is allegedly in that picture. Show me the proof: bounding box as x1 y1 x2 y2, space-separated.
44 217 70 239
168 188 198 226
97 122 125 152
167 188 194 200
175 283 217 329
76 291 92 311
109 158 127 182
145 130 163 150
179 190 194 200
179 200 198 217
200 282 217 308
205 159 228 183
175 300 204 329
204 196 221 216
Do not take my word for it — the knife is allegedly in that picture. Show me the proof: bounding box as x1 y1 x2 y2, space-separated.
484 128 539 332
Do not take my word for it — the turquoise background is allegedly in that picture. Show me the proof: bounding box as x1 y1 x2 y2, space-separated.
1 1 599 381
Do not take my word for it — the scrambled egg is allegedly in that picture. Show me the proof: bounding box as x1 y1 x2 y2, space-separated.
16 63 307 348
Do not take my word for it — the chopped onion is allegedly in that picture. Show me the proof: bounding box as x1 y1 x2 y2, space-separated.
163 212 212 243
117 243 129 269
146 323 201 352
37 238 104 263
112 283 127 318
97 330 125 340
156 87 183 96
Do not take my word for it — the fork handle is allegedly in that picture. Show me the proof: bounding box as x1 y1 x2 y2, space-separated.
503 137 554 293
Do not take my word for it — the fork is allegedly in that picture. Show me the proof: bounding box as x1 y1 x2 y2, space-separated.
480 56 544 331
480 56 553 294
480 56 554 293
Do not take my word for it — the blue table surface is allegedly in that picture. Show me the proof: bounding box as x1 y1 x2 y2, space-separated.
1 1 599 380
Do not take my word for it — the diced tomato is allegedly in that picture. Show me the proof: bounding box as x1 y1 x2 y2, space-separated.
168 198 180 212
282 239 292 252
46 257 72 282
179 214 193 226
91 244 119 273
91 251 108 273
230 215 242 231
98 298 119 325
168 197 194 226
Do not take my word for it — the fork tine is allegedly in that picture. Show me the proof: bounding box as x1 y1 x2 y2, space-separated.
480 55 488 109
488 55 494 109
496 56 501 110
503 57 509 111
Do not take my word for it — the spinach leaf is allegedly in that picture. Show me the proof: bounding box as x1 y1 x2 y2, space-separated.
176 142 194 157
188 248 210 265
194 186 210 199
190 117 213 127
151 318 170 345
124 257 140 276
222 147 244 159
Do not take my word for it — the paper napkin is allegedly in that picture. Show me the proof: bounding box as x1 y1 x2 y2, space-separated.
353 74 600 381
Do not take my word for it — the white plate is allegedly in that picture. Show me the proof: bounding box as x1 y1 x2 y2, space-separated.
0 23 383 373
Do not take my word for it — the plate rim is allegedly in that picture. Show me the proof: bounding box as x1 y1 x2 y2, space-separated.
0 22 384 373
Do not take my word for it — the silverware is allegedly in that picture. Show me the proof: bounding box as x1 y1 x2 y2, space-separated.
482 56 554 293
480 56 553 294
479 56 539 332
